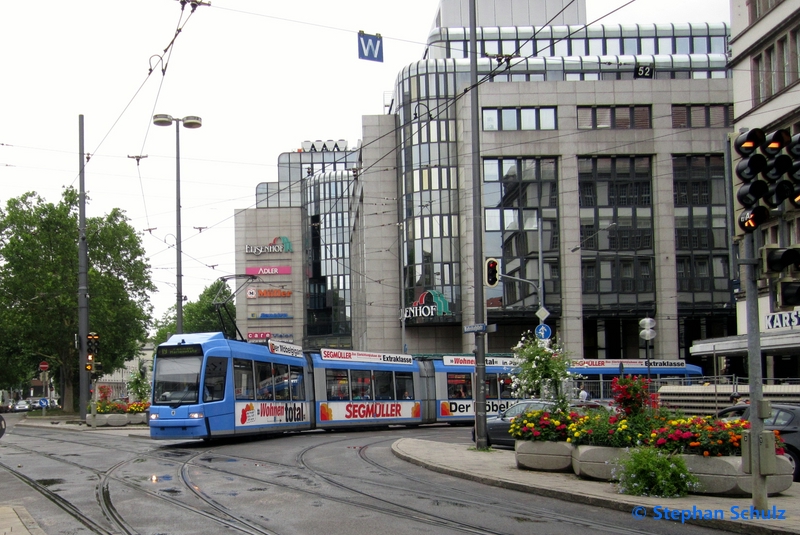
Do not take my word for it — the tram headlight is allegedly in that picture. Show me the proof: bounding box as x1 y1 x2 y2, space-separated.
188 412 204 419
149 413 159 420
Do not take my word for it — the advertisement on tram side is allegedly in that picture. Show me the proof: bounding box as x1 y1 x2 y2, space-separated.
235 401 310 426
317 400 421 422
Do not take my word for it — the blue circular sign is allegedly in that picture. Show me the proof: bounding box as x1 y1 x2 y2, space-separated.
38 398 48 408
535 324 551 340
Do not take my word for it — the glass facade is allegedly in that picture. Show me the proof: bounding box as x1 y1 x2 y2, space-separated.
483 157 560 314
577 156 655 310
304 169 356 346
393 21 732 337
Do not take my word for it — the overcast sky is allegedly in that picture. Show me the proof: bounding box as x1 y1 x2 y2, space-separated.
0 0 731 328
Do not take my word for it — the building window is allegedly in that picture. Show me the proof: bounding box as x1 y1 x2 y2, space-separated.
671 105 733 128
577 156 653 264
749 0 783 24
577 106 651 129
483 157 560 310
673 155 727 251
482 107 557 131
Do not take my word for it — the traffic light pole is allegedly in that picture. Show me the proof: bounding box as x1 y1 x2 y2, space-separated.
78 115 90 421
468 0 487 449
743 200 768 510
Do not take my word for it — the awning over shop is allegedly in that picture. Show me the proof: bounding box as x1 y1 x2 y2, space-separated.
690 329 800 357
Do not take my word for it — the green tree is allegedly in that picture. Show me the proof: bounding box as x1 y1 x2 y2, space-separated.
151 279 237 345
0 189 155 413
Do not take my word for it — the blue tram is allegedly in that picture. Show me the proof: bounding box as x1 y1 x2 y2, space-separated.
149 333 438 440
308 348 424 428
148 333 704 441
423 355 519 424
149 333 312 440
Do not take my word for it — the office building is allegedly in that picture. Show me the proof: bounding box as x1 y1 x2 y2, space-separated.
236 0 736 372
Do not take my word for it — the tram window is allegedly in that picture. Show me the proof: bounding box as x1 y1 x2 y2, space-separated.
352 369 372 399
448 373 472 399
233 359 255 400
326 369 349 400
255 362 275 401
290 365 305 400
153 356 202 404
374 371 394 400
396 372 414 399
486 373 499 399
273 363 290 400
499 374 514 399
203 357 227 402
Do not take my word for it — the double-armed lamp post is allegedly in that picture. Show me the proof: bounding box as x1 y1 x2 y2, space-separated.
153 114 202 334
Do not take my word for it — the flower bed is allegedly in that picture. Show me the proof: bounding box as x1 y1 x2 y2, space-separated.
507 372 793 496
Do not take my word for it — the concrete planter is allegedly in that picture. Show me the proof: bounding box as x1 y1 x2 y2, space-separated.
91 413 140 426
515 440 574 472
127 413 147 425
518 443 794 496
572 445 628 481
679 454 794 496
91 413 127 427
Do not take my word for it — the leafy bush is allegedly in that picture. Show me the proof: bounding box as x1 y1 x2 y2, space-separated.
509 409 579 442
612 447 699 497
568 410 647 448
611 375 656 416
510 333 577 411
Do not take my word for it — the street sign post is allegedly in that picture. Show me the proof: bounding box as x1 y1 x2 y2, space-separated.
535 324 552 340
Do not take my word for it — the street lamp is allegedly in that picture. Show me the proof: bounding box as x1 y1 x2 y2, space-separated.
153 114 202 334
639 317 657 382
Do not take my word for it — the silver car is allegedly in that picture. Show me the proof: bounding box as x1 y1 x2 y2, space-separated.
13 400 31 412
474 400 554 447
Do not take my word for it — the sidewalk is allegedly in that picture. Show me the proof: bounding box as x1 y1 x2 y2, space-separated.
392 438 800 535
0 506 45 535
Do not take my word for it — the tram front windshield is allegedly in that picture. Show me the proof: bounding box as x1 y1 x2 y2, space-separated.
153 356 202 405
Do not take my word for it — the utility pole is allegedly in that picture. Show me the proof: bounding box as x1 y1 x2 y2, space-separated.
468 0 488 449
78 115 90 421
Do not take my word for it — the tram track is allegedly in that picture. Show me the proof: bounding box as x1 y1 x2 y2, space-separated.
1 425 726 535
0 432 286 535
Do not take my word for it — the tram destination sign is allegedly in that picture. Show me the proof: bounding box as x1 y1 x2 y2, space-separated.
157 344 204 358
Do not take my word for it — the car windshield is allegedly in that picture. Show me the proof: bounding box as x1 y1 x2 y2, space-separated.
152 356 202 405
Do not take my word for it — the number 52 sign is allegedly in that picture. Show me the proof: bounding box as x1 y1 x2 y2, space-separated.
634 63 654 79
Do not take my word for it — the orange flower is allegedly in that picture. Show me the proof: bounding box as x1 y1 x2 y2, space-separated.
703 451 710 457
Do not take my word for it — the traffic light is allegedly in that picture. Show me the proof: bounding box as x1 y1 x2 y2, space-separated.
761 130 793 207
734 129 769 232
787 134 800 207
485 258 499 287
85 354 94 372
87 332 99 354
761 245 800 274
779 279 800 307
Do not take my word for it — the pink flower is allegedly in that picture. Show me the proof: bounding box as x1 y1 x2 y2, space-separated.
656 438 667 445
